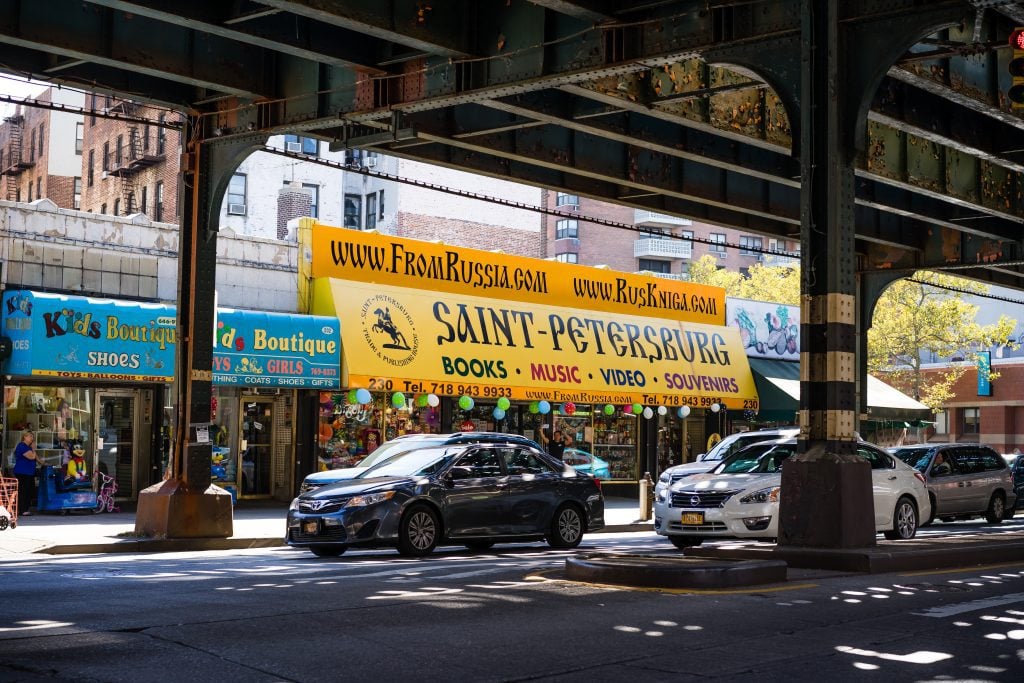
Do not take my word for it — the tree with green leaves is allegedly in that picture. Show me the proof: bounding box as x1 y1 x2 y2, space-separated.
688 255 800 304
867 272 1017 411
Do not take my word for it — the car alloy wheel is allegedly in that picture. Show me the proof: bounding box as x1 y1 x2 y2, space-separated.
985 494 1006 525
884 496 917 540
548 505 583 549
399 505 439 556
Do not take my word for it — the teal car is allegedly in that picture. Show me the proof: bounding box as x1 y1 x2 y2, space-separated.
563 448 611 480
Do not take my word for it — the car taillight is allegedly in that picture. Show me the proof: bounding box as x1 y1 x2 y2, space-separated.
913 472 926 484
593 477 602 492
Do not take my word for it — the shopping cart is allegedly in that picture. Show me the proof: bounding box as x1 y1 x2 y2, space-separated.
0 476 18 530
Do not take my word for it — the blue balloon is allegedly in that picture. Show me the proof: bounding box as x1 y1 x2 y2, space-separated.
538 400 551 415
356 388 372 404
493 407 506 420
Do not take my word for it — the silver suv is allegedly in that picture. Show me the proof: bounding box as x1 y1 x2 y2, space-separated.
655 427 799 498
890 444 1017 525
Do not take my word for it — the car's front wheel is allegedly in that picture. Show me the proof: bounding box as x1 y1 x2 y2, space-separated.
883 496 918 540
398 504 440 557
309 545 347 558
668 535 704 549
985 493 1006 524
547 504 584 549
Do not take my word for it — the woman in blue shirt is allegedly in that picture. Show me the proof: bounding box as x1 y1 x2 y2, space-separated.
13 430 38 516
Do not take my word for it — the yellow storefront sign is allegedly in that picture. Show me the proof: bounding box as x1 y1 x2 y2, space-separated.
315 279 758 410
307 222 724 325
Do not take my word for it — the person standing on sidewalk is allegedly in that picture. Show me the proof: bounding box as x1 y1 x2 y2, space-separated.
13 430 38 517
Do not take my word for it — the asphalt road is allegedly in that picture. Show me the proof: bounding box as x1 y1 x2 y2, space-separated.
2 525 1024 682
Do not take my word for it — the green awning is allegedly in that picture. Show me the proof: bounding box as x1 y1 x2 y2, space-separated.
747 358 932 422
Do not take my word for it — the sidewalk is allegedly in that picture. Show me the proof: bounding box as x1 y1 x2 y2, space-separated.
0 496 653 556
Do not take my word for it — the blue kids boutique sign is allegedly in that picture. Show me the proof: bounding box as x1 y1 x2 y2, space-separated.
2 291 341 389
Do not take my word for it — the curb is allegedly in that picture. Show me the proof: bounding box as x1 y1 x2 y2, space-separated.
566 553 788 588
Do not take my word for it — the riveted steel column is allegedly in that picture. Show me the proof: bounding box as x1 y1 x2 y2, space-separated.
778 0 874 549
135 116 232 539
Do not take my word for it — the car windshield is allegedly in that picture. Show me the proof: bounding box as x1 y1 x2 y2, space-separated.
714 442 795 474
358 447 456 478
891 448 932 473
358 437 447 469
704 431 792 462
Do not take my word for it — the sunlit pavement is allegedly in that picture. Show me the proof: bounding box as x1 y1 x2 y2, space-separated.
2 531 1024 682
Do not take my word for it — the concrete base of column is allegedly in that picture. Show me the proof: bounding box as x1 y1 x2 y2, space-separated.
777 444 876 549
134 478 233 539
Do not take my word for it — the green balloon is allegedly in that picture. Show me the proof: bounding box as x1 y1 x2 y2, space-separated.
416 394 429 408
347 389 358 404
604 404 615 416
529 401 539 414
497 397 511 411
458 395 474 410
392 392 406 408
632 403 643 414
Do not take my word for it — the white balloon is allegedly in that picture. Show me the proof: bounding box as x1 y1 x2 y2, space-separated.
678 405 691 418
710 403 721 413
426 393 440 407
642 407 654 419
657 406 667 416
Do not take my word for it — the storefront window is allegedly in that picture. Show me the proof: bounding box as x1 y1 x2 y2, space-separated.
209 388 240 494
4 386 94 472
584 406 638 480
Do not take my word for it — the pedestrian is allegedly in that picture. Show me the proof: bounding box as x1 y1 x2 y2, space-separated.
548 429 565 460
12 430 38 517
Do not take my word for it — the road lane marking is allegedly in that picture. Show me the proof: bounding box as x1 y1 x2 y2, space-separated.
912 592 1024 618
0 620 74 632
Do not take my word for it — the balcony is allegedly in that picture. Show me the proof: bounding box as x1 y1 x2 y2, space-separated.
635 270 689 281
634 210 692 228
633 238 692 259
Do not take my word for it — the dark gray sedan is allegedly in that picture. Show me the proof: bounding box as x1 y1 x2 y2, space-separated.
286 442 605 557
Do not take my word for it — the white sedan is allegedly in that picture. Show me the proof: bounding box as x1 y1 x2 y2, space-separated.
654 438 931 548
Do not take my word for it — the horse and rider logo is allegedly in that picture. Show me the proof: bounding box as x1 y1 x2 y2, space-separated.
359 295 418 367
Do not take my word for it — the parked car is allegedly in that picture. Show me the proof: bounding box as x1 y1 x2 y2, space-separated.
287 439 605 557
1007 454 1024 509
562 448 611 479
889 443 1017 524
655 427 799 498
300 432 544 493
654 438 930 548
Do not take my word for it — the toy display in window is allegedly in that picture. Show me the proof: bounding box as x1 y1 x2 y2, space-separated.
64 442 89 486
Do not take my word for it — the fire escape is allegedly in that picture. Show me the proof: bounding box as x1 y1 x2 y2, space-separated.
106 101 163 214
1 114 35 201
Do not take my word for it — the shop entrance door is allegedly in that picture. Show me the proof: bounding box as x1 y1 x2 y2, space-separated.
240 399 273 497
96 391 137 499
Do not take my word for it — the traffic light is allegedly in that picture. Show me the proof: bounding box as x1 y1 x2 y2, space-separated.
1009 28 1024 110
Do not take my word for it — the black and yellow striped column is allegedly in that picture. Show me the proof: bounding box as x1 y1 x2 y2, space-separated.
778 0 875 549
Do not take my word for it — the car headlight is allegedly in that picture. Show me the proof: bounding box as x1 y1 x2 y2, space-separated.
344 491 396 508
739 486 780 504
655 488 667 503
289 497 299 511
659 471 671 484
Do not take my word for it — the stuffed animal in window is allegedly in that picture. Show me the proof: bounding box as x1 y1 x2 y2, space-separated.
66 442 89 483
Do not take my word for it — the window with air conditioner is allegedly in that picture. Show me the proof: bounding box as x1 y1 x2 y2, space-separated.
709 233 727 257
227 173 246 215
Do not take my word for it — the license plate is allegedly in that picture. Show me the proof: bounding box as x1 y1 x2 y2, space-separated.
303 521 318 535
681 512 704 525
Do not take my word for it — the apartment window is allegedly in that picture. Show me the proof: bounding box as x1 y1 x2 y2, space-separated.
0 149 4 170
140 185 147 213
962 407 980 435
113 198 120 216
115 134 123 166
378 190 385 219
100 202 106 214
89 94 97 126
739 235 763 257
303 183 319 218
29 129 35 162
639 228 669 240
681 230 694 248
15 188 20 202
26 183 32 202
366 193 378 230
934 410 948 435
555 219 578 240
284 134 318 156
556 192 579 208
143 124 150 152
709 233 727 256
38 124 44 157
155 181 163 221
36 177 41 199
102 142 110 171
344 194 362 229
638 259 671 274
73 177 81 210
157 114 166 154
75 122 84 154
227 173 246 214
555 253 578 264
87 150 95 186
